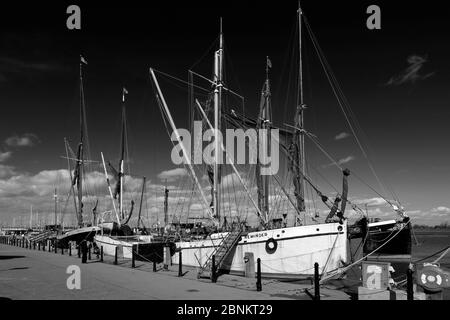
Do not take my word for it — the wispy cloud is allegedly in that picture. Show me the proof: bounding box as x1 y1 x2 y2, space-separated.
0 151 12 163
157 168 188 182
0 56 68 83
430 206 450 215
323 155 355 168
5 133 39 147
386 55 434 86
334 132 351 141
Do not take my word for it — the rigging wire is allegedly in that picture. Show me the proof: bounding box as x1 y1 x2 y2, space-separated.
302 13 401 210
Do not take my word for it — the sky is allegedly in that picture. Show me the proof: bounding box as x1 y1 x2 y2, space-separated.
0 1 449 227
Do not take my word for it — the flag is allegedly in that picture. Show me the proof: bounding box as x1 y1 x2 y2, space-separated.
80 55 88 65
267 57 272 69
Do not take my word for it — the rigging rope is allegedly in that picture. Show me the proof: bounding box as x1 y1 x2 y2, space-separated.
303 14 400 211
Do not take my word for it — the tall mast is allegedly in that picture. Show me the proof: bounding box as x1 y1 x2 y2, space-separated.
29 205 33 229
213 18 224 226
297 2 306 220
257 57 272 225
120 88 128 220
77 55 86 227
264 57 271 223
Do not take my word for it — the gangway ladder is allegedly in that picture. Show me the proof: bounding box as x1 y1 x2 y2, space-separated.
197 230 244 280
29 230 55 243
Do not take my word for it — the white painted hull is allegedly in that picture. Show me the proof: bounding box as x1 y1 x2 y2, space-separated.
173 222 348 279
94 235 154 259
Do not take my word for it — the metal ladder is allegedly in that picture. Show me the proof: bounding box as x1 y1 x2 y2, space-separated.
197 230 244 279
29 230 55 243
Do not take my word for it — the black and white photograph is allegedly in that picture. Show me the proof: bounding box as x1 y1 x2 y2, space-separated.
0 0 449 309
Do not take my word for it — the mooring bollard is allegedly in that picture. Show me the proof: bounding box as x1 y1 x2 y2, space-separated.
153 261 157 272
100 246 103 262
81 241 87 264
178 250 183 277
163 246 169 270
132 245 136 268
114 246 118 265
256 258 262 292
314 262 320 300
211 255 217 283
407 267 414 301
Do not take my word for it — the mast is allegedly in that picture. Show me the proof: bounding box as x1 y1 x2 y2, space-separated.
295 2 306 224
29 205 32 229
257 57 272 226
263 57 271 223
164 179 169 227
137 176 146 229
213 18 224 226
119 88 128 220
76 55 86 227
54 188 58 226
150 68 215 221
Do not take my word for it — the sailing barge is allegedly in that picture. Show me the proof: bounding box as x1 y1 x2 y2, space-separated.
148 4 411 280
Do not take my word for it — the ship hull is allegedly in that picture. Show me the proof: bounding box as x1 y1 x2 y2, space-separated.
94 235 175 263
363 223 412 257
173 222 348 279
57 226 100 247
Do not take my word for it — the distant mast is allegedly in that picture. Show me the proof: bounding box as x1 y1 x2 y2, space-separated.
137 176 146 229
29 205 33 229
164 180 169 227
54 188 58 226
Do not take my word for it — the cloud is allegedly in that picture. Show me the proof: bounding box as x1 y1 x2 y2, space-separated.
338 156 355 165
0 151 12 162
5 133 39 147
430 206 450 215
189 203 204 211
386 55 435 86
157 168 188 182
323 155 355 168
0 56 68 82
353 197 390 207
0 164 16 178
335 132 351 141
220 172 249 189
